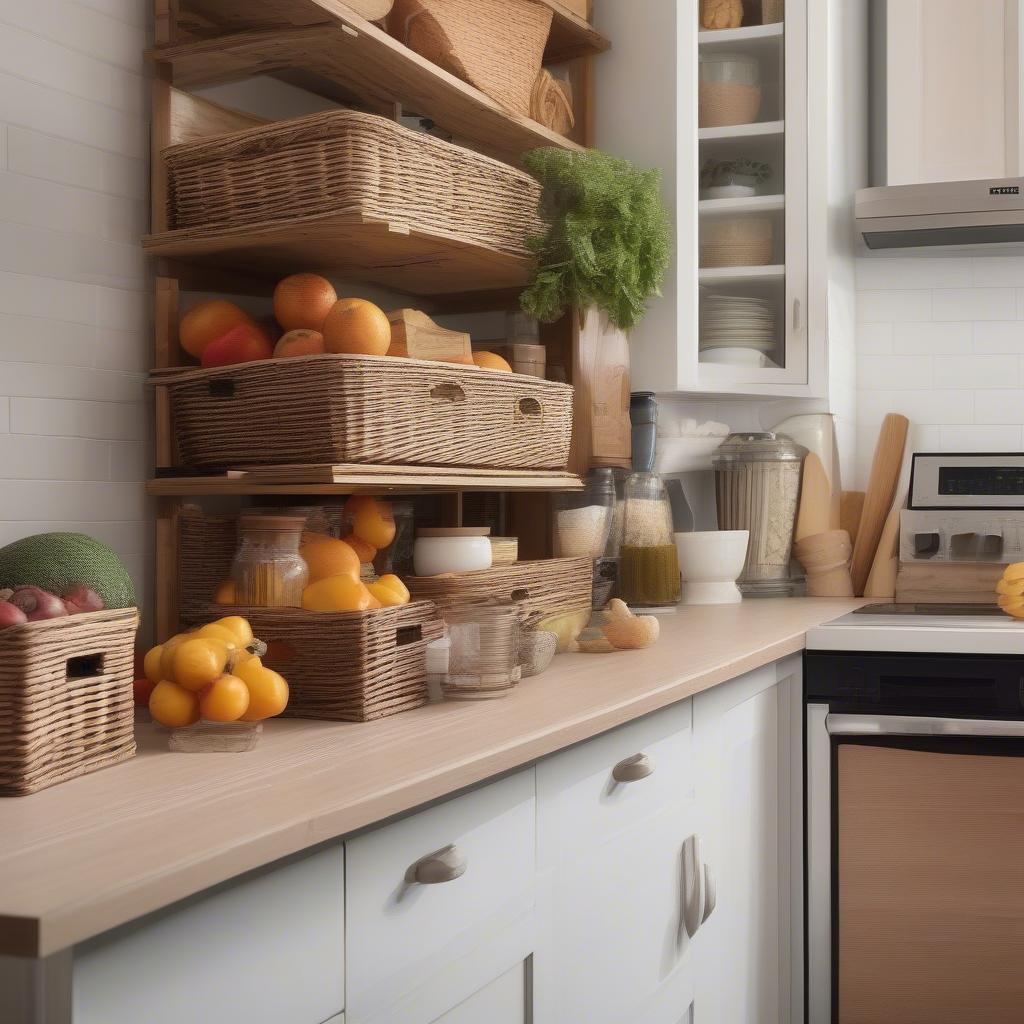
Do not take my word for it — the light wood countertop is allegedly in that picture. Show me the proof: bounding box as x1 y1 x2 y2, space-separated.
0 597 862 958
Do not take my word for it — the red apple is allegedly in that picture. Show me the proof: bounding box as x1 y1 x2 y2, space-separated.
200 322 274 368
133 677 157 706
9 586 68 621
0 601 28 629
62 584 105 615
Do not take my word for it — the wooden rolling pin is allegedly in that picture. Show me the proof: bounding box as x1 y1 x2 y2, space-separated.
850 414 909 595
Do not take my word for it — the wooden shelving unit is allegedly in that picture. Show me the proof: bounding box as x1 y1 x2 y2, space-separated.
147 0 606 638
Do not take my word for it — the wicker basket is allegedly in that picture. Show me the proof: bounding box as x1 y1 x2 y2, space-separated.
389 0 552 116
407 557 591 621
164 109 544 257
151 354 574 471
0 609 138 796
215 602 444 722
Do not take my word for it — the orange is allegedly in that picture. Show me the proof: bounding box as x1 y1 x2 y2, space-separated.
212 616 254 648
144 644 164 684
300 536 361 583
179 300 255 360
236 661 290 722
195 622 240 648
149 680 201 728
996 577 1024 597
1004 562 1024 583
340 533 377 564
274 329 325 359
302 575 374 612
273 273 337 332
367 581 405 607
346 495 396 550
376 574 410 603
213 580 236 605
199 674 250 722
323 298 391 356
472 350 513 372
158 634 188 681
173 638 231 692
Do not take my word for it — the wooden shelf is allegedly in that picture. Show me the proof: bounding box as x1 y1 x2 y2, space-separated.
699 264 785 284
152 4 591 165
698 120 785 142
143 213 533 295
698 194 785 215
148 464 583 496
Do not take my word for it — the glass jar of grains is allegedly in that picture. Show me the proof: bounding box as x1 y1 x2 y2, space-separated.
618 470 681 607
231 514 309 607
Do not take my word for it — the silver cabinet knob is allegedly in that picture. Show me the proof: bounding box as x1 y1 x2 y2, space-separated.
612 752 653 783
406 844 467 885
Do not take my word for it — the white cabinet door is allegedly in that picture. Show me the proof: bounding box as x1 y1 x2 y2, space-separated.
535 701 699 1024
692 659 801 1024
429 960 528 1024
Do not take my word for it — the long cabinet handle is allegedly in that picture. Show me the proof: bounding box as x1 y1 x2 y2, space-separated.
406 843 467 885
702 862 717 924
827 713 1024 738
612 752 653 783
682 835 716 937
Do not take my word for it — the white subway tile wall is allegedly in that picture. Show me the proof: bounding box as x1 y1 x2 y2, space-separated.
0 2 150 624
855 255 1024 486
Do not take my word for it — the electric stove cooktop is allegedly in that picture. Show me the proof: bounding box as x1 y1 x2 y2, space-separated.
807 603 1024 656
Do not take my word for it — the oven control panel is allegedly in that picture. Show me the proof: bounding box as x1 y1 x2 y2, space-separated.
910 452 1024 510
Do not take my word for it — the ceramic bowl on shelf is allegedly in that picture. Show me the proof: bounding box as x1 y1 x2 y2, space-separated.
674 530 750 604
413 528 493 577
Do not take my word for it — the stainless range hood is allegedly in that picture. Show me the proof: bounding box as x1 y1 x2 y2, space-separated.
855 178 1024 250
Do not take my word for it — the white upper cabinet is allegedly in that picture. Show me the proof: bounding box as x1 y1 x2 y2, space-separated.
877 0 1022 185
594 0 868 400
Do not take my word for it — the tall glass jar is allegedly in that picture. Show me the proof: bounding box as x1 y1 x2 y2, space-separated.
553 468 618 609
232 514 309 607
618 471 681 607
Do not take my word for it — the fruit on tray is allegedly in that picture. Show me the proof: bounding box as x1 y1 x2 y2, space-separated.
273 273 337 332
274 329 325 359
472 350 513 372
600 599 660 650
200 321 274 368
301 575 375 612
0 532 135 608
341 534 377 564
997 563 1024 618
146 615 289 727
180 300 256 359
0 600 28 629
301 535 361 583
346 495 397 550
323 298 392 356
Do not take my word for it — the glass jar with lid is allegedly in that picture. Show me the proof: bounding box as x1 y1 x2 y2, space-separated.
553 467 619 609
618 470 681 608
231 514 309 608
713 431 805 596
698 51 762 128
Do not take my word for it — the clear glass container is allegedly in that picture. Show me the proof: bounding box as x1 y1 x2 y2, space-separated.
553 468 619 609
442 601 519 700
618 471 681 607
698 52 763 128
232 514 309 607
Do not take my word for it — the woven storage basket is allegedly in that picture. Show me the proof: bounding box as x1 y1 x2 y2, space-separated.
0 609 138 796
151 354 574 471
407 557 591 620
164 109 544 257
698 81 762 128
215 602 444 722
389 0 553 116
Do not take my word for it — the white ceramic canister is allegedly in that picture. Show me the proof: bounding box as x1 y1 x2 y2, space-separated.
413 527 493 577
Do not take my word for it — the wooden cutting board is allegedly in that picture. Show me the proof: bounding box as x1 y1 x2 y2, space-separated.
850 414 909 595
863 495 902 599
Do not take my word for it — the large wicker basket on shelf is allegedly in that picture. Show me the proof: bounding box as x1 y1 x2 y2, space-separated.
0 609 138 796
163 109 544 257
389 0 553 116
407 557 592 620
215 603 444 722
151 354 574 471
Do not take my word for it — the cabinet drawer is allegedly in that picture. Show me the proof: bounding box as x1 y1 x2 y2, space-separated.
537 699 694 862
345 770 535 1022
72 843 344 1024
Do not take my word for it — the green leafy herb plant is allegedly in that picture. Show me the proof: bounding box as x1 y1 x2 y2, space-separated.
520 147 672 333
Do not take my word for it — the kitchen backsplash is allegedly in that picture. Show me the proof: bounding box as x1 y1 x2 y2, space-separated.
856 254 1024 488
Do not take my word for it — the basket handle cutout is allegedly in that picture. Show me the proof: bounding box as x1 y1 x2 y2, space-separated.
262 640 297 667
208 379 237 399
516 397 542 418
430 383 466 404
396 624 423 647
67 653 105 680
510 588 531 602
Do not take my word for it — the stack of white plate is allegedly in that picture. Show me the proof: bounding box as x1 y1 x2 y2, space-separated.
699 294 777 363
